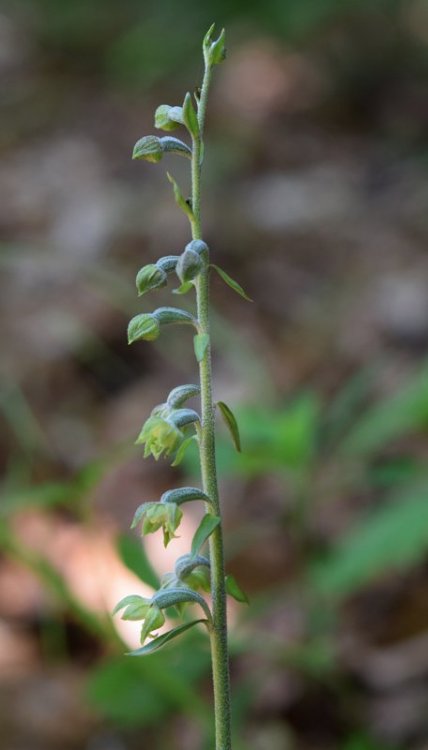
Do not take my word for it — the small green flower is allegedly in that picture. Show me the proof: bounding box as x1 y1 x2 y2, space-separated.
132 501 183 546
183 566 211 593
140 605 165 643
136 414 184 460
113 594 151 620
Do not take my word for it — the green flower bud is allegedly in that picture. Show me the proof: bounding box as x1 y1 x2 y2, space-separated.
186 239 209 258
128 314 160 344
203 25 226 67
154 104 184 131
132 135 163 163
136 264 167 296
176 247 203 284
132 135 191 162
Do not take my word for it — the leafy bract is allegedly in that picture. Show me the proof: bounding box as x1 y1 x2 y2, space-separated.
191 514 220 555
194 333 210 362
211 264 252 302
225 574 249 604
128 619 207 656
217 401 241 452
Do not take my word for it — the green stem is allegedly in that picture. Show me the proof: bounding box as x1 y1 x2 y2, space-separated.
191 64 232 750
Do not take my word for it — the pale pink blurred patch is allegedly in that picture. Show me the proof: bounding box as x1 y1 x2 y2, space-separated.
216 39 326 123
3 505 239 654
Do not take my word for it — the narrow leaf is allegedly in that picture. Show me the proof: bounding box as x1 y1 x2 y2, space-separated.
225 574 249 604
191 513 220 555
194 333 210 362
171 435 198 467
128 619 207 656
217 401 241 452
211 264 252 301
167 172 194 222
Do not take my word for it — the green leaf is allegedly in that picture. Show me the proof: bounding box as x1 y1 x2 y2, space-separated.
171 435 198 467
117 533 160 590
225 574 249 604
167 172 194 222
182 92 199 139
191 513 220 555
128 314 160 343
311 484 428 599
128 620 207 656
217 401 241 452
211 264 252 301
194 333 210 362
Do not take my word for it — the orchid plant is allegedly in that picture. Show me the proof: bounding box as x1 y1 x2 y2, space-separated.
113 26 250 750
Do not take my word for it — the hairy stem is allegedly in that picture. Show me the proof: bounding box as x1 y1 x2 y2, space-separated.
191 64 232 750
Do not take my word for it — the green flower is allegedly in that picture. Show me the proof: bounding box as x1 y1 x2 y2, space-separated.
140 605 165 643
136 414 183 460
131 501 183 546
112 594 151 621
112 595 165 644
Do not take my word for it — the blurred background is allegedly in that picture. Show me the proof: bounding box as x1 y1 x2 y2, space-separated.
1 1 428 748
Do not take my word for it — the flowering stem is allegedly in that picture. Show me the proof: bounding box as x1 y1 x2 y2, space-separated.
191 63 232 750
